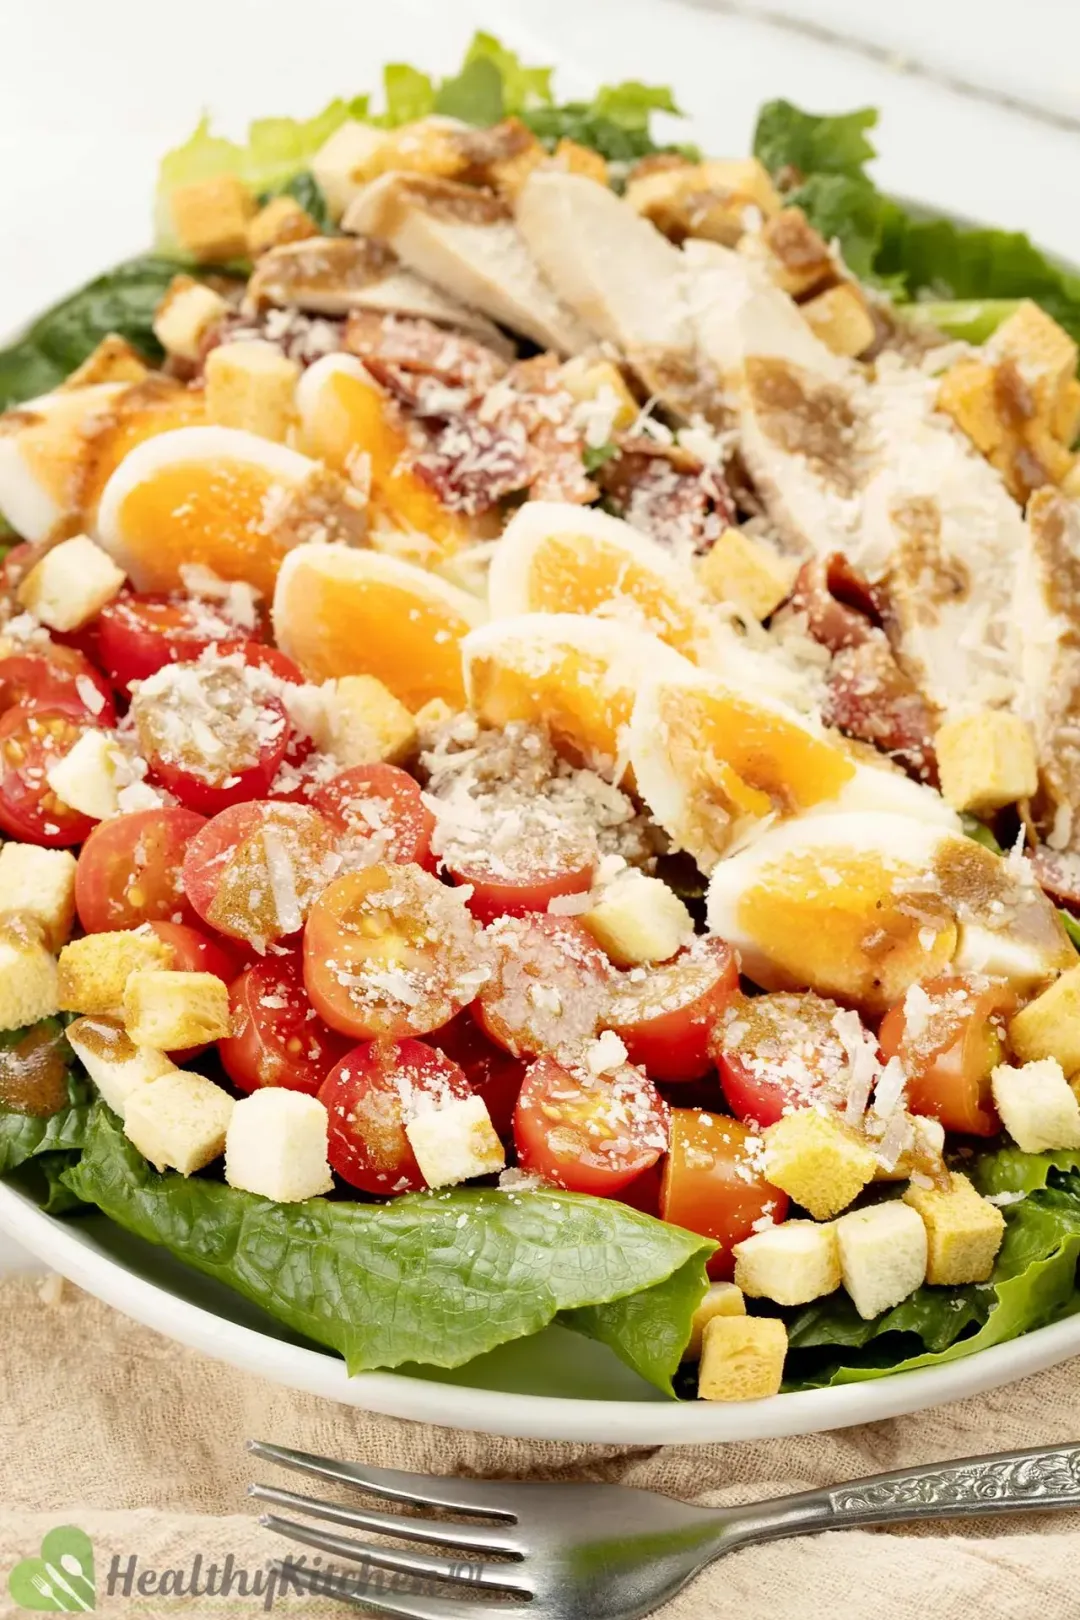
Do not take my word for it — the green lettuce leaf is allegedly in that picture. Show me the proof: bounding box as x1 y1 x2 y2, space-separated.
0 256 190 411
461 32 553 114
753 101 878 180
0 1041 91 1177
904 299 1023 345
257 171 337 236
433 58 506 127
64 1107 711 1392
379 64 436 127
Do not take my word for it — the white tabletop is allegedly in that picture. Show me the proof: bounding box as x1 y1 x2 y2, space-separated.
2 0 1078 1273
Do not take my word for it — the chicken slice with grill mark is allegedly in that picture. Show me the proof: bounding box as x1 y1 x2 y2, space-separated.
1016 487 1080 856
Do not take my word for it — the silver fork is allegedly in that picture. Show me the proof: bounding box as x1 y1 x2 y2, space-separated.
250 1437 1080 1620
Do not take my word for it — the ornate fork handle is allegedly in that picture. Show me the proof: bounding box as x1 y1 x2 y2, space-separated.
723 1444 1080 1546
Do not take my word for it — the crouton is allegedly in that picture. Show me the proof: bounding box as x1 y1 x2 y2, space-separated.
834 1201 928 1319
903 1172 1005 1285
45 732 123 821
62 335 149 389
58 929 174 1016
935 709 1038 815
872 1114 947 1182
66 1015 177 1118
204 339 300 443
1052 377 1080 447
682 1281 745 1361
581 870 693 967
698 527 797 620
17 534 126 632
557 356 639 432
987 300 1078 408
404 1094 505 1189
311 121 389 221
801 282 876 358
762 1109 877 1220
991 1056 1080 1152
733 1219 840 1307
315 675 418 767
552 138 609 187
123 1070 234 1175
170 174 256 262
0 843 76 950
1009 966 1080 1072
152 275 228 363
739 208 834 299
698 1314 787 1402
246 195 319 258
225 1088 333 1201
0 918 60 1031
938 360 1006 456
122 970 231 1050
627 158 780 247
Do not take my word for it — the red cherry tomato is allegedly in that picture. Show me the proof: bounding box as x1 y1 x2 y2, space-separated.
513 1053 669 1195
312 764 436 870
182 800 338 946
220 956 350 1097
618 1161 663 1217
224 641 304 684
447 854 595 925
0 704 97 846
75 806 206 932
146 919 241 982
97 593 238 691
131 663 291 815
428 1010 526 1137
878 973 1015 1136
713 990 866 1128
317 1037 473 1193
474 913 613 1059
0 644 115 725
303 863 484 1040
660 1110 788 1280
608 938 738 1082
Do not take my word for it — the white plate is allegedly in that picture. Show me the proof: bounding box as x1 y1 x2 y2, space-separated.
5 0 1080 1441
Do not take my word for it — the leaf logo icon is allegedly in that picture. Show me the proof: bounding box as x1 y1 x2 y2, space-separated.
7 1527 95 1611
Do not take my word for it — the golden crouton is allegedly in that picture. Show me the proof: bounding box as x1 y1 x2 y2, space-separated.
682 1282 745 1361
122 970 231 1050
552 138 609 187
316 675 418 767
152 275 229 364
205 339 300 443
698 527 797 620
170 174 256 263
246 195 319 258
66 1016 178 1119
991 1057 1080 1153
994 419 1076 501
938 360 1007 456
988 300 1078 409
872 1113 946 1182
0 843 77 951
557 356 639 430
762 1109 877 1221
903 1172 1004 1285
62 335 149 390
0 918 60 1032
123 1070 234 1176
378 118 471 184
698 1315 787 1402
740 207 834 299
17 534 126 632
1052 377 1080 447
627 158 780 246
58 929 174 1016
582 871 693 967
802 282 876 358
935 708 1038 815
733 1220 841 1307
1009 965 1080 1072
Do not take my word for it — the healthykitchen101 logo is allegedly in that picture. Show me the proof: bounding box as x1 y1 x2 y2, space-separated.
7 1527 96 1611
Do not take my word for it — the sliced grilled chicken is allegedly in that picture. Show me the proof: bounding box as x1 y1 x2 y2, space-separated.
344 174 591 355
1017 487 1080 850
244 236 513 353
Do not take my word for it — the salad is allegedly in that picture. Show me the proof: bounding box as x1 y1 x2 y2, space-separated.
4 36 1080 1407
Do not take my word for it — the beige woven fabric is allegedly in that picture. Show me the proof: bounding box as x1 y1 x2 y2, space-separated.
1 1275 1078 1618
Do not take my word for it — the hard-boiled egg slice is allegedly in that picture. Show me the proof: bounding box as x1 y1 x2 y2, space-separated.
0 384 124 540
296 353 471 561
488 501 712 660
706 812 1074 1013
462 612 693 780
630 666 956 871
273 542 485 707
96 424 366 597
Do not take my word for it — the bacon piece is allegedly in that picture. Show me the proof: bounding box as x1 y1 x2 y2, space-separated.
344 309 507 392
824 640 938 786
598 436 736 558
789 553 884 652
410 418 533 514
1030 845 1080 915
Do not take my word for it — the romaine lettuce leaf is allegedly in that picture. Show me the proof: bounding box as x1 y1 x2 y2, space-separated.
753 101 878 180
64 1106 711 1393
0 1050 91 1176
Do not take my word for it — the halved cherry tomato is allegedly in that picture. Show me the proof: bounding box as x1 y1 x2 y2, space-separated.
660 1110 788 1280
513 1053 669 1195
312 764 436 870
220 956 350 1097
428 1009 526 1137
446 853 595 925
0 644 115 725
304 863 484 1040
75 806 206 932
619 1160 663 1217
97 593 262 692
878 973 1015 1136
474 913 613 1058
224 641 304 685
182 800 339 946
317 1037 473 1193
132 663 291 815
0 704 97 846
713 990 864 1128
608 938 738 1082
147 919 241 982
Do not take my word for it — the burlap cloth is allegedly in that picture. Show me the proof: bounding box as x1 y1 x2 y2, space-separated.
2 1275 1079 1617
